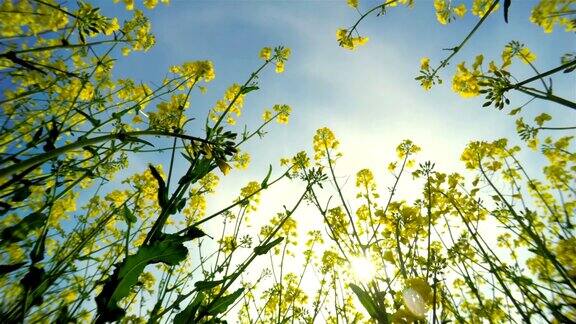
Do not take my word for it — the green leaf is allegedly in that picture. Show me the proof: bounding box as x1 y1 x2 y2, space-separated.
194 280 223 291
149 164 168 210
503 0 511 23
240 86 259 94
12 185 32 202
349 283 378 319
95 236 189 323
26 126 43 148
253 237 284 255
181 152 194 163
20 265 45 291
1 212 47 244
30 229 47 263
207 288 244 315
260 165 272 189
184 226 206 241
122 205 137 224
174 293 205 324
0 262 27 276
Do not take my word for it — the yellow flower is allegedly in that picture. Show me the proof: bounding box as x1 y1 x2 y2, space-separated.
420 78 433 91
556 238 576 277
452 62 481 98
434 0 450 24
336 28 369 50
183 191 207 223
239 181 261 211
347 0 359 9
273 104 291 124
62 290 78 304
276 47 292 60
199 172 220 193
420 57 430 71
104 18 120 35
356 169 375 188
139 271 156 291
262 109 273 122
519 47 537 64
313 127 339 161
396 139 421 159
105 190 129 208
210 83 244 124
454 3 467 17
170 60 215 85
123 0 135 10
148 93 189 131
352 35 369 48
144 0 158 9
275 61 285 73
233 151 251 170
132 114 143 123
273 47 291 73
530 0 576 33
472 0 499 17
259 47 272 60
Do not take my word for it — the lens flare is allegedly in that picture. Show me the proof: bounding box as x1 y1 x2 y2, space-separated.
402 287 427 317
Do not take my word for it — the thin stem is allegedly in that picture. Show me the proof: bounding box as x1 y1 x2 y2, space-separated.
0 130 214 179
507 59 576 90
431 0 500 78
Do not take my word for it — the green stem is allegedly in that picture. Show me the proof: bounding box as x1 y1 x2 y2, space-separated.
431 0 500 78
347 0 399 38
508 59 576 90
0 130 213 179
326 147 363 251
516 86 576 110
0 40 126 56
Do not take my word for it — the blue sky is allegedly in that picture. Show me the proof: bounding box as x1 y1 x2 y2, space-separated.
93 1 574 318
100 0 575 210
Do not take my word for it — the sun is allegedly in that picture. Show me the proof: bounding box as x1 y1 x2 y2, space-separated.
350 255 376 282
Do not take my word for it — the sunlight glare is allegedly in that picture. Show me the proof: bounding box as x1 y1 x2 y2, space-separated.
350 255 376 282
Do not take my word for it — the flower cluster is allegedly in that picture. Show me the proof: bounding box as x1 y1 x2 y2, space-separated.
471 0 499 17
416 57 442 91
452 56 483 98
313 127 340 161
148 93 189 131
530 0 576 33
239 181 261 212
336 28 369 50
0 0 69 37
210 83 245 125
434 0 467 25
273 104 291 124
114 0 170 11
169 60 216 87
